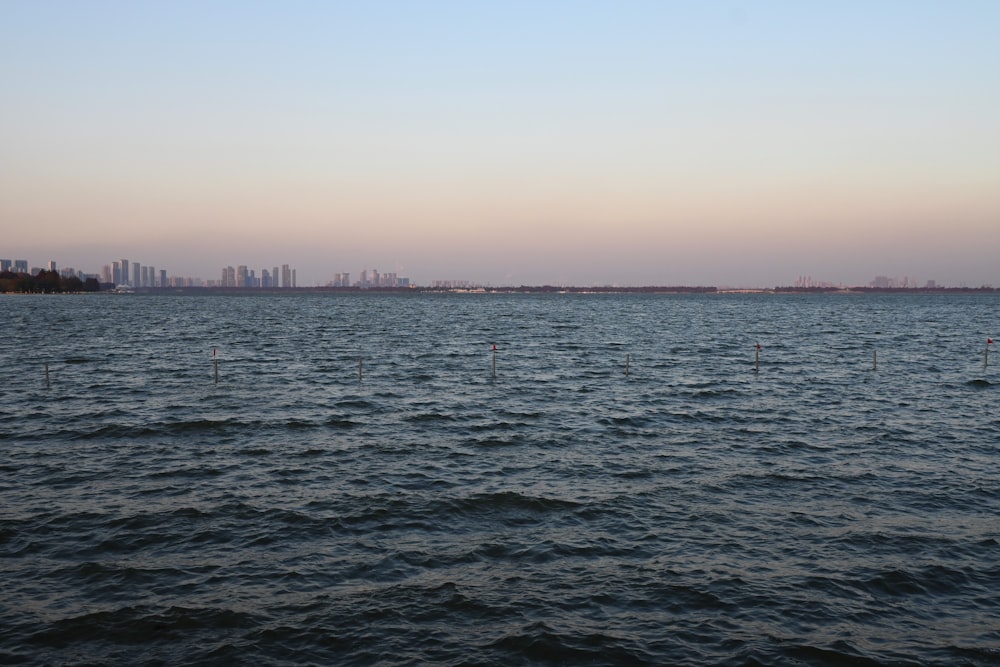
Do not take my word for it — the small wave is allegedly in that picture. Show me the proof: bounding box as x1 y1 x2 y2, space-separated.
334 398 376 409
487 621 652 665
28 605 257 647
597 415 649 428
405 412 457 423
239 447 272 456
449 491 583 518
325 416 359 428
470 436 526 447
854 564 973 598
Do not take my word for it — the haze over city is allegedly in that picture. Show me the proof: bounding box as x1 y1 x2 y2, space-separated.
3 2 998 288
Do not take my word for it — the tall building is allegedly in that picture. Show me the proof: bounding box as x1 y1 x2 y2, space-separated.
120 259 129 286
0 259 11 272
47 260 57 272
281 264 291 288
237 265 248 287
13 260 28 273
160 270 167 288
222 266 236 287
132 262 140 287
261 269 272 288
149 266 156 287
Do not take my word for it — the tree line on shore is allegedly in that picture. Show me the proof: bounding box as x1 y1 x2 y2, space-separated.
0 270 101 294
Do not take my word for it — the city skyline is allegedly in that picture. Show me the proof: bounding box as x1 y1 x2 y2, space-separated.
3 3 999 287
1 252 984 290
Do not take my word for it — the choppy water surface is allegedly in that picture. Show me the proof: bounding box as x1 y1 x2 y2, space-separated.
2 292 998 665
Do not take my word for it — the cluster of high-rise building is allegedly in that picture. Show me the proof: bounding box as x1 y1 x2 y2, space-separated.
216 264 296 288
2 258 97 281
98 259 167 288
1 259 31 274
3 256 205 287
96 258 204 287
869 275 932 289
212 265 411 288
3 255 416 289
329 269 410 288
354 269 409 288
794 275 840 289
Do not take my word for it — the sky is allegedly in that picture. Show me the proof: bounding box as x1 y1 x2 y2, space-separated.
2 1 999 287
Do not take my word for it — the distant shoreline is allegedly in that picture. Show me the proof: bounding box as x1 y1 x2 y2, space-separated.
67 285 1000 296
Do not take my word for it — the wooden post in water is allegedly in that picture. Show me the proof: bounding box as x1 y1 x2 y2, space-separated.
873 331 881 371
492 344 497 379
45 362 50 389
358 356 363 383
213 348 219 385
754 342 761 373
986 338 993 371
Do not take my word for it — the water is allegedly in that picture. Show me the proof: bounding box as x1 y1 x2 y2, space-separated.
2 292 998 665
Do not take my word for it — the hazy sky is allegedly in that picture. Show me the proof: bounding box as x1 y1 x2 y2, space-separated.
3 1 999 287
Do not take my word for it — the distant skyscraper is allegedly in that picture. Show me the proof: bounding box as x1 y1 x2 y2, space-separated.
120 259 129 285
132 262 140 287
237 265 248 287
160 269 167 288
0 259 11 272
14 259 28 273
47 260 57 272
282 264 291 288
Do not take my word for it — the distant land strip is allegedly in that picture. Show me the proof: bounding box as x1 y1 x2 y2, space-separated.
92 285 1000 295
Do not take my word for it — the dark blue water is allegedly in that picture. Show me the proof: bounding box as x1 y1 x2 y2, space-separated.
2 293 998 665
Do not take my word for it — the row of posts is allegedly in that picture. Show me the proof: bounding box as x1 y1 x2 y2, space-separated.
205 338 995 384
40 340 994 388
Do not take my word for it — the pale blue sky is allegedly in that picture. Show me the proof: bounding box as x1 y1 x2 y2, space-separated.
3 1 998 286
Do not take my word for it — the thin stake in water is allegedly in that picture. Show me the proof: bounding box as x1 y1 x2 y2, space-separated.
358 356 363 383
492 344 497 379
213 348 219 385
754 342 761 373
986 338 994 371
45 362 50 389
625 353 630 376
